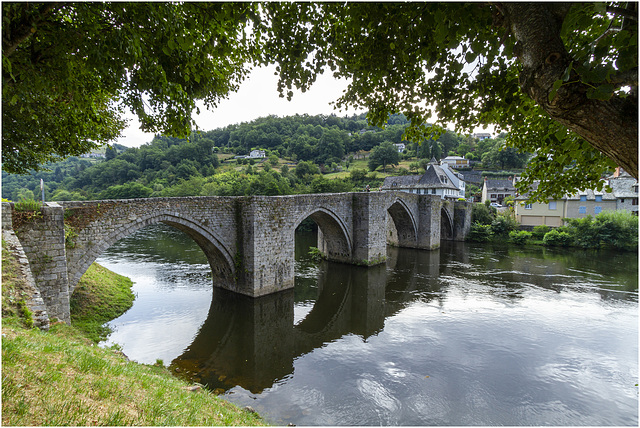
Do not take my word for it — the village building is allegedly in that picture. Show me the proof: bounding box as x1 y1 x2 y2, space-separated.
473 133 492 140
606 168 639 215
514 170 639 227
249 149 266 159
440 155 470 169
481 177 516 206
381 160 462 199
394 143 406 153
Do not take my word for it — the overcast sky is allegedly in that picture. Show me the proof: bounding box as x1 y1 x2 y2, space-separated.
115 65 365 148
115 64 494 148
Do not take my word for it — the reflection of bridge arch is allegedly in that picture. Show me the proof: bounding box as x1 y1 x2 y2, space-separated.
68 213 234 293
292 207 353 263
295 264 352 336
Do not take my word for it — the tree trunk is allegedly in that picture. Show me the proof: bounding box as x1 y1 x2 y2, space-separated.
501 3 638 179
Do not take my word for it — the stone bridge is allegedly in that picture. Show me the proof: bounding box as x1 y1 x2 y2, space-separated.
1 192 471 325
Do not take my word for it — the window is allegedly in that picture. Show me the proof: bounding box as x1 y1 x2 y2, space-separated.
621 199 625 203
525 204 532 210
595 195 602 202
580 195 587 202
594 206 602 214
549 201 557 210
490 194 496 198
579 206 586 214
431 188 436 195
633 198 638 206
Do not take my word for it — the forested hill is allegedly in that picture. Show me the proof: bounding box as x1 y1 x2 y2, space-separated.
2 112 528 202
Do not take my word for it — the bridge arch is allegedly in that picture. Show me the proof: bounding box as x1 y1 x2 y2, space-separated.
440 207 454 241
68 212 235 293
292 207 353 264
385 197 418 247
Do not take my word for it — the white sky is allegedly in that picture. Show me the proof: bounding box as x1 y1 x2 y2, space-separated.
115 64 494 148
115 65 364 148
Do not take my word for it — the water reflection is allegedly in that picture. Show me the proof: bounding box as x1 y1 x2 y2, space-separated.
98 225 637 426
169 237 637 403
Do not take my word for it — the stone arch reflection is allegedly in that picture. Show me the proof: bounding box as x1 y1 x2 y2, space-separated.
168 246 451 395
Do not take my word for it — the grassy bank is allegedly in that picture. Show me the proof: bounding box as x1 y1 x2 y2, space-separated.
1 240 267 426
70 262 135 342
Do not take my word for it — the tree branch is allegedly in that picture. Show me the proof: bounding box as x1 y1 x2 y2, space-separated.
610 67 638 88
503 3 638 179
3 3 59 57
607 5 638 21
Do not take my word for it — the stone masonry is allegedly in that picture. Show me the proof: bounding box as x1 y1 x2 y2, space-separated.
2 192 470 326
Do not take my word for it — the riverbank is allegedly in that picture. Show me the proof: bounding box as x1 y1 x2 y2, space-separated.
1 239 267 426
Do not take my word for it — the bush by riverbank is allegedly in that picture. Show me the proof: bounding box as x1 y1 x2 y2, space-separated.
1 240 267 426
468 206 638 251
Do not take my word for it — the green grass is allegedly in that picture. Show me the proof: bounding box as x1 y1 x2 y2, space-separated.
2 325 266 426
2 239 268 426
70 262 135 342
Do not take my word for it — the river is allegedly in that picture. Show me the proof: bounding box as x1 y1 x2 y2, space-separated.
97 223 638 426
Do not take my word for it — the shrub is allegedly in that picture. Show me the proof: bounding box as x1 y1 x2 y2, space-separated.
14 198 41 212
593 210 638 251
543 229 572 247
509 230 532 245
467 222 493 242
564 216 600 248
531 225 550 240
490 214 519 236
308 246 325 261
472 203 494 225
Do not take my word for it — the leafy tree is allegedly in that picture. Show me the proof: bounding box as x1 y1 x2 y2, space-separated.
294 160 320 180
100 182 153 200
368 141 400 173
105 146 118 161
262 2 638 198
471 203 495 225
3 2 258 173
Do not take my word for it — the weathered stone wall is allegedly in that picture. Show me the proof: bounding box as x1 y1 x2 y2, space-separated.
61 197 238 294
9 202 71 323
240 193 355 297
2 202 51 330
453 200 473 241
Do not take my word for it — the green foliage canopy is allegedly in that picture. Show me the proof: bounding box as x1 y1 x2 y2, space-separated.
2 2 259 174
261 2 638 199
368 142 400 173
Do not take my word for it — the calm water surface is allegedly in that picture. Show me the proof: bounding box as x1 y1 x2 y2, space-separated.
98 224 638 426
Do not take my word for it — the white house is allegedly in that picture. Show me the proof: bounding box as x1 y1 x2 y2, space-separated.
440 155 469 169
473 133 492 140
440 163 466 198
381 163 461 199
394 143 406 153
249 149 266 159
